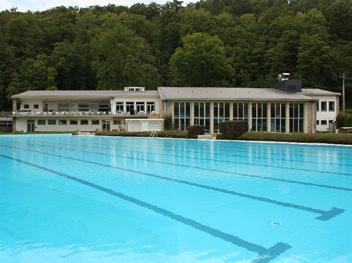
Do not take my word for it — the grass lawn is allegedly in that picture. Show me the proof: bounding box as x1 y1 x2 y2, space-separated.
238 132 352 145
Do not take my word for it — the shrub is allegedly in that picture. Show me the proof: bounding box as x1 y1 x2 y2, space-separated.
188 125 205 138
163 114 173 130
336 113 352 128
219 120 248 139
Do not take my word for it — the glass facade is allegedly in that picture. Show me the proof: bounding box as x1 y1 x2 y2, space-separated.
194 102 210 131
289 103 304 133
271 103 286 133
252 103 268 132
233 102 248 121
174 102 191 131
213 102 230 133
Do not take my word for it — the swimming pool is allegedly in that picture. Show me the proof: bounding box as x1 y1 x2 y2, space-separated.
0 135 351 263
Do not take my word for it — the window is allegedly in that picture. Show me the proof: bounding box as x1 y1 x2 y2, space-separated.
316 120 320 125
78 104 90 112
213 102 230 132
194 102 210 131
321 120 327 125
289 103 304 133
48 119 56 125
329 101 335 112
58 103 70 112
174 102 191 131
316 101 319 111
80 120 88 125
98 102 111 112
116 102 124 113
24 104 29 109
126 102 135 114
70 120 78 125
271 103 286 133
147 102 155 113
92 120 100 125
37 120 46 125
252 103 268 132
321 101 327 112
59 120 67 125
136 102 145 113
233 103 248 121
33 104 39 109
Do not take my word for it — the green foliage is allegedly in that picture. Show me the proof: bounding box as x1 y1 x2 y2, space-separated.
170 33 232 86
219 120 248 139
188 125 205 138
163 114 173 130
336 113 352 128
0 1 351 109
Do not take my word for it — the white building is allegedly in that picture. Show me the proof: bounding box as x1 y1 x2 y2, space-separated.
11 84 340 134
301 89 340 132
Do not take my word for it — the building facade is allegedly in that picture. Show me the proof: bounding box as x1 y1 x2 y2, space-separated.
11 85 340 134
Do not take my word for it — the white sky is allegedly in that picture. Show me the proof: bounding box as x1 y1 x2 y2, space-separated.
0 0 191 12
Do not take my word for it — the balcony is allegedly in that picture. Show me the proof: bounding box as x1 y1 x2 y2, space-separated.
11 111 157 118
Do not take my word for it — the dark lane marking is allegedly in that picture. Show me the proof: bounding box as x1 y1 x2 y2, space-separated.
26 139 352 176
1 143 346 220
71 136 352 159
5 141 352 192
0 153 291 263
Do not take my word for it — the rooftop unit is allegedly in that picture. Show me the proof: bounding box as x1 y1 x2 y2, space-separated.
273 73 302 93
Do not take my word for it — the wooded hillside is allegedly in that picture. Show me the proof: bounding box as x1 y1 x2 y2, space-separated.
1 0 351 110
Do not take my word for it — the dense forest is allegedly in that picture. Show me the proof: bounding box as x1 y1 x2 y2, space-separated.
0 0 352 111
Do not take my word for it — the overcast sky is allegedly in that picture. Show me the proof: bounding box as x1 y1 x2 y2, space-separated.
0 0 190 12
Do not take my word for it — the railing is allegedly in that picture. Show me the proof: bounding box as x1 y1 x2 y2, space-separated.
11 111 153 117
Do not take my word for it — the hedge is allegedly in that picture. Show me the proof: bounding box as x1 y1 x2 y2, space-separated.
219 120 248 139
188 125 205 138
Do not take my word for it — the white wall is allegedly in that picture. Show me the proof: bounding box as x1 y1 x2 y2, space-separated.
308 95 339 132
19 99 44 112
126 119 163 132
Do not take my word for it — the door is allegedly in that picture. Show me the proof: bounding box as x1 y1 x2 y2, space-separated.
27 120 35 132
102 120 110 131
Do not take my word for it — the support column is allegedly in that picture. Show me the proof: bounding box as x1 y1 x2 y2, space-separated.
304 103 308 133
229 102 234 121
285 102 290 134
111 99 116 114
12 100 17 112
190 102 195 126
248 102 252 131
267 103 271 132
210 102 214 134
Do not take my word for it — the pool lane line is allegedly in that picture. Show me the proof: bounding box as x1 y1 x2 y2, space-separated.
0 153 291 263
28 139 352 177
69 136 352 160
1 144 346 221
5 141 352 193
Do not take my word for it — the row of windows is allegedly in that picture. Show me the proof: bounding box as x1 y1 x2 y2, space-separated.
317 101 335 112
116 101 155 113
36 119 125 126
173 102 305 133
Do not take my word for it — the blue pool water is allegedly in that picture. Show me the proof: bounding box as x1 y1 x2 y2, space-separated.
0 135 351 263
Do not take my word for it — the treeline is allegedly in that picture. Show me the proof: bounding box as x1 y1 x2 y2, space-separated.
1 0 352 110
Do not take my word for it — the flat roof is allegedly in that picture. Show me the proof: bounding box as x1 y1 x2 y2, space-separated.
301 88 341 96
12 90 160 100
158 87 315 101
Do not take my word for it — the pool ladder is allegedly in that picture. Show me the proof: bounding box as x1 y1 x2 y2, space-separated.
149 131 157 137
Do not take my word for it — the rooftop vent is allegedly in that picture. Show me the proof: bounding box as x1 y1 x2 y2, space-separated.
273 73 302 93
124 87 145 92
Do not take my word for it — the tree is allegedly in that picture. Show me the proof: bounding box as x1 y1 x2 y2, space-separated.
8 54 57 97
297 34 336 88
170 33 233 86
91 24 159 89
